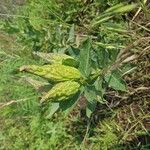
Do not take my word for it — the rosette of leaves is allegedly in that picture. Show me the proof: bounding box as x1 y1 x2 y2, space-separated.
20 37 136 118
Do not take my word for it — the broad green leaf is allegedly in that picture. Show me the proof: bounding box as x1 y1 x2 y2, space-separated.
46 103 59 119
59 92 80 112
105 71 127 92
79 38 92 77
96 49 109 68
67 24 75 43
62 58 79 68
67 46 80 58
107 49 120 64
94 77 106 103
84 86 97 118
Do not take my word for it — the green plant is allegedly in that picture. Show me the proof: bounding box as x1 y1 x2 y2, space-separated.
2 1 149 149
20 35 136 118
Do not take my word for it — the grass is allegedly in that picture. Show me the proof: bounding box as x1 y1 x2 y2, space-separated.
0 0 150 149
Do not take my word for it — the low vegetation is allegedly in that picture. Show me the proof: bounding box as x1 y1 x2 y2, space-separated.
0 0 150 149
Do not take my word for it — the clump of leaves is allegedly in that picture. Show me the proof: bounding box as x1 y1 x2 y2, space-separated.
19 36 137 118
